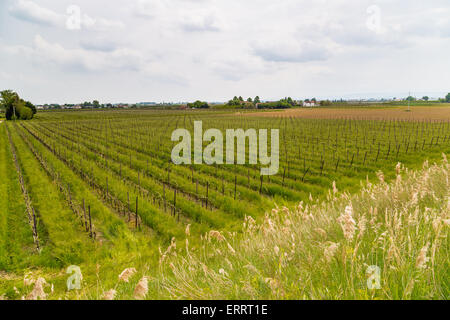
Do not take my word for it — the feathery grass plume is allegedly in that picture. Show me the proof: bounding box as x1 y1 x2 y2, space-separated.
134 277 148 300
227 242 236 254
225 258 233 270
324 242 339 263
26 277 47 300
274 245 280 255
358 215 367 238
337 204 357 241
209 230 225 241
103 289 116 300
332 181 338 195
315 228 327 238
118 268 137 282
415 243 430 269
243 215 256 232
376 171 385 183
403 278 416 298
396 162 402 175
185 224 191 237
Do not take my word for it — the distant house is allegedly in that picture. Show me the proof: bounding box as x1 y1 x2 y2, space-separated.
303 101 319 107
112 103 129 108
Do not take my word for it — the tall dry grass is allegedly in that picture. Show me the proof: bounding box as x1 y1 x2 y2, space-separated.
156 156 449 299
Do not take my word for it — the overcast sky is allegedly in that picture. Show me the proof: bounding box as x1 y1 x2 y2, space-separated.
0 0 449 104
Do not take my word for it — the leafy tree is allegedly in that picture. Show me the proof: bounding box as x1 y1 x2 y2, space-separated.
320 100 332 106
422 96 429 101
406 96 416 102
247 97 253 103
19 106 33 120
445 93 450 103
0 90 35 120
254 96 261 104
227 96 242 107
258 100 292 109
93 100 100 108
187 100 209 109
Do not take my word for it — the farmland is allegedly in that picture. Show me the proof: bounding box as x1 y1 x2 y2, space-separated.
0 107 449 299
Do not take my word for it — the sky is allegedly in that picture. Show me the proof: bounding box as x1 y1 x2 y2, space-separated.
0 0 449 104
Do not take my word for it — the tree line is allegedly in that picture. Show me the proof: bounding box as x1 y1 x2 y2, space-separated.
0 90 37 120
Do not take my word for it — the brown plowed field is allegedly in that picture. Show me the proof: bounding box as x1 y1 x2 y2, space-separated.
243 105 450 121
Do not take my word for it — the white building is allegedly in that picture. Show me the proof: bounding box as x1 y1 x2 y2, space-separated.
303 101 319 107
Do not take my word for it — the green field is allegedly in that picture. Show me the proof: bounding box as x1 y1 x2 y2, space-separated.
0 108 449 299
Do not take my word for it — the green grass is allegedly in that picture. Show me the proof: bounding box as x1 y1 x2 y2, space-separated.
0 124 36 271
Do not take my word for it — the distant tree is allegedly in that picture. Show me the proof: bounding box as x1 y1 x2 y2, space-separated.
187 100 209 109
406 96 416 102
247 97 253 103
1 90 18 119
93 100 100 108
257 100 291 109
238 96 244 102
320 100 332 106
445 93 450 103
254 96 261 104
0 90 34 120
422 96 429 101
227 96 242 107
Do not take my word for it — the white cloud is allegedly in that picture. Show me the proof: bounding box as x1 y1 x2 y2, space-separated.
179 11 222 32
252 39 331 63
9 0 63 26
5 35 144 72
9 0 124 31
133 0 224 32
